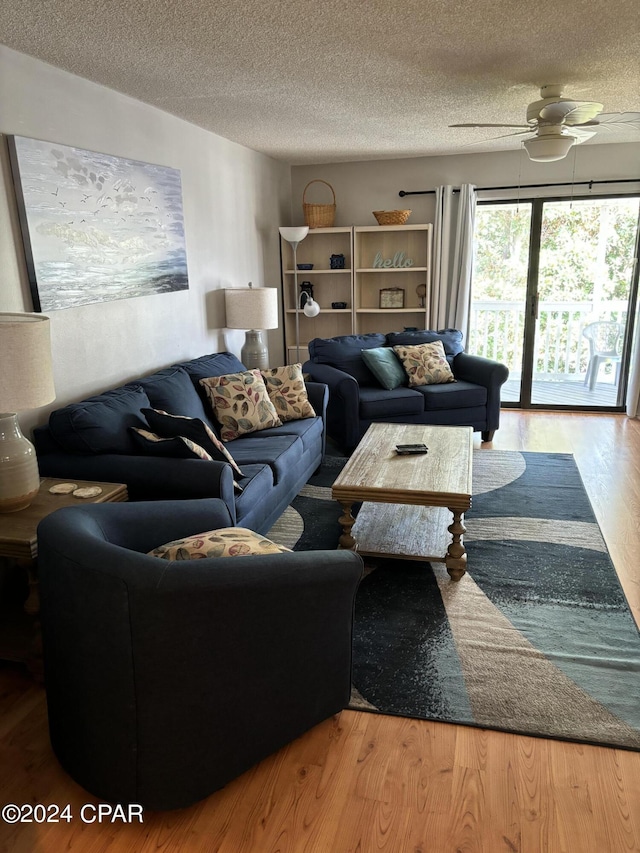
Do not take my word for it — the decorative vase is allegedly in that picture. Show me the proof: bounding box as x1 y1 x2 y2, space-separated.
0 413 40 512
240 330 270 371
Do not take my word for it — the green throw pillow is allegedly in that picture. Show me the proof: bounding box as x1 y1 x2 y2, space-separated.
361 347 408 390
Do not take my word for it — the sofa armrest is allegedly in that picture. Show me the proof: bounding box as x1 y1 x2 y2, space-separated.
453 352 509 387
303 362 360 451
304 380 329 457
303 361 358 395
39 498 235 555
453 353 509 431
304 381 328 421
37 452 237 521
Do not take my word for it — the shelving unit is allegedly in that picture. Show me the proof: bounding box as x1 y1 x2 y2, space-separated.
279 224 432 364
280 227 353 364
353 224 432 336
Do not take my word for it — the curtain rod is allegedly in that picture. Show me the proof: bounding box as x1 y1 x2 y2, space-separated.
398 178 640 197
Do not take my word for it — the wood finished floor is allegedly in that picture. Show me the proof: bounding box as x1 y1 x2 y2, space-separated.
1 411 639 853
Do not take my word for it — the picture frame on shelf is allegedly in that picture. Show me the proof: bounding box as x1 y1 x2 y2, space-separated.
379 287 405 309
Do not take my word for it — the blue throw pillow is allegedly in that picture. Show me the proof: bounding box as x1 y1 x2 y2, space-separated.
136 367 213 424
308 333 387 385
130 428 213 460
141 408 244 478
179 352 247 383
48 386 150 455
361 347 408 390
386 329 464 358
130 427 244 493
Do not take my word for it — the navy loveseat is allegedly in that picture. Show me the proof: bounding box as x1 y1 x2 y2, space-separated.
33 352 328 534
303 331 508 453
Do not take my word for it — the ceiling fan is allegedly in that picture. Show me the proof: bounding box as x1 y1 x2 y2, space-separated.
450 85 640 162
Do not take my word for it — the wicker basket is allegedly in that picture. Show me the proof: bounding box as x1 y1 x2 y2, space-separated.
303 180 336 228
373 209 412 226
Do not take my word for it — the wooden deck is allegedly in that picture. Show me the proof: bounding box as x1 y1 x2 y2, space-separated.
502 376 622 407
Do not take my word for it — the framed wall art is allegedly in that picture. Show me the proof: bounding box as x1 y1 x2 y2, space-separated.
379 287 405 309
8 135 189 311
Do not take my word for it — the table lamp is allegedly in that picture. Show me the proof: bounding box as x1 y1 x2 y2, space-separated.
279 226 310 363
0 313 56 512
224 283 279 370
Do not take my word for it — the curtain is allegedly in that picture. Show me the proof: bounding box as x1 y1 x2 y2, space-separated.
626 302 640 417
430 184 477 341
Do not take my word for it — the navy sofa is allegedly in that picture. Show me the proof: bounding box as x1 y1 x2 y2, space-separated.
33 352 328 534
303 330 509 453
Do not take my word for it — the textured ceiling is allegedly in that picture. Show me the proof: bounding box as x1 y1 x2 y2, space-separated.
1 0 639 164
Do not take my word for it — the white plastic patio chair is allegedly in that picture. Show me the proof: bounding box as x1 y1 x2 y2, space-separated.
582 321 624 392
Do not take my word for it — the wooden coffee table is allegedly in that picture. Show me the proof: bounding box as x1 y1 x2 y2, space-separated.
331 423 473 580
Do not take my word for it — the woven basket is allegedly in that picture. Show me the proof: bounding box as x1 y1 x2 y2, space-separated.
303 180 336 228
373 209 412 226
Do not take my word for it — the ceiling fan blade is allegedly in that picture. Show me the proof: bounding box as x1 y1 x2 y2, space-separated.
563 103 604 125
567 127 597 143
539 100 603 125
449 123 530 129
486 129 535 140
587 111 640 128
459 129 534 149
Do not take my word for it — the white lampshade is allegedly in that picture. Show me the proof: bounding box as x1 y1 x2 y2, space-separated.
302 297 320 318
0 312 56 512
0 313 56 411
224 286 279 331
279 226 309 245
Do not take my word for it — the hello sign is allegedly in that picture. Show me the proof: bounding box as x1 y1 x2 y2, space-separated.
372 251 414 269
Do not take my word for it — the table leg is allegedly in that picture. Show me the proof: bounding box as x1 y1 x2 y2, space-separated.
337 501 357 550
23 560 40 616
0 557 44 681
445 509 467 581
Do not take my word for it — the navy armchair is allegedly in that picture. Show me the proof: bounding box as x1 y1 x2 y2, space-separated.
38 499 363 810
303 331 509 452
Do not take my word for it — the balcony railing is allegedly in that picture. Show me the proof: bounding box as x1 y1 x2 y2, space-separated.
468 300 628 380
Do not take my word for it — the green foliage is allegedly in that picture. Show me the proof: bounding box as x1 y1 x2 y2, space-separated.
471 197 639 374
473 198 639 304
473 204 530 300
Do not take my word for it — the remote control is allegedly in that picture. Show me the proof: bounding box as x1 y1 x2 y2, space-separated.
395 444 428 455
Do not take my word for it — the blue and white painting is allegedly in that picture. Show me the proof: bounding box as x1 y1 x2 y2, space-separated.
9 136 189 311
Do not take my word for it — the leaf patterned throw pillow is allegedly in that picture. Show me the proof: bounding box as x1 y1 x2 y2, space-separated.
148 527 291 560
261 364 316 422
199 370 282 441
393 340 456 387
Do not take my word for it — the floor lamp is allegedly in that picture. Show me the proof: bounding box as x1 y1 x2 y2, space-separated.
279 226 312 363
0 313 56 512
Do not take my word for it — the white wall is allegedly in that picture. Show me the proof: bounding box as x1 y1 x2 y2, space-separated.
0 45 292 431
292 145 640 227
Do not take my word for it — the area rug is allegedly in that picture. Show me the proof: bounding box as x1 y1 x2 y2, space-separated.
268 451 640 750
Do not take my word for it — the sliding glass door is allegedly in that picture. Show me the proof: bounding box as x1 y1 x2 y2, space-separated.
470 195 640 409
470 202 532 404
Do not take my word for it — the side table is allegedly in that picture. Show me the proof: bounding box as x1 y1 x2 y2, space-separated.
0 478 128 677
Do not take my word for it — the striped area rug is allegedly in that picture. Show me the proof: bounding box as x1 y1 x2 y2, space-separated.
269 451 640 750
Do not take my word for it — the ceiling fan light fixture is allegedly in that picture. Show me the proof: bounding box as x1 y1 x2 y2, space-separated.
523 134 575 162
